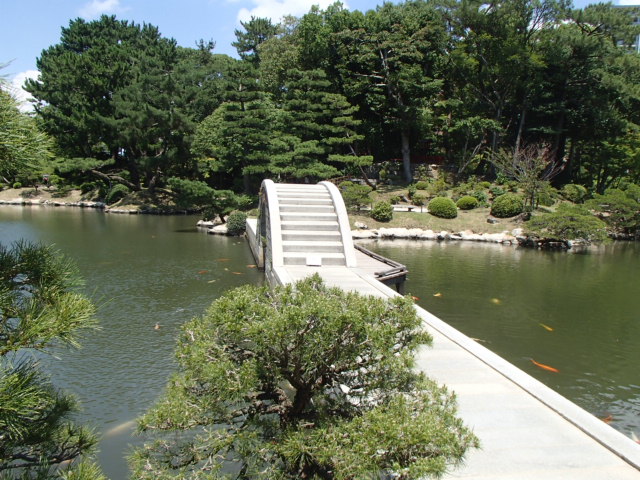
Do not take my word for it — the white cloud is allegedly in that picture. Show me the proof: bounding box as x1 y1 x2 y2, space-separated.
79 0 129 19
237 0 348 24
8 70 39 113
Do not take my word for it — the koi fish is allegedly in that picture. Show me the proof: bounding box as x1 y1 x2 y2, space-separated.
631 432 640 444
433 292 442 297
207 280 217 284
198 270 209 274
231 272 243 275
530 359 559 373
411 296 420 301
216 258 230 262
247 264 257 268
154 323 161 330
490 298 501 305
601 414 613 424
539 323 554 332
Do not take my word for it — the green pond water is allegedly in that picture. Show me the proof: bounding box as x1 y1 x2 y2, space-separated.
1 207 638 477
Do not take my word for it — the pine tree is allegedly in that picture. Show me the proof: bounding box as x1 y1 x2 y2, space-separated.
0 241 103 479
273 68 372 181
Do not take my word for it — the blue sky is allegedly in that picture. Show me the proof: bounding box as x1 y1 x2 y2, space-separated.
0 0 620 104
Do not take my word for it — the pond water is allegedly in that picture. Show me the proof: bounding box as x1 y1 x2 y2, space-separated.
0 207 262 479
1 207 638 478
361 239 640 440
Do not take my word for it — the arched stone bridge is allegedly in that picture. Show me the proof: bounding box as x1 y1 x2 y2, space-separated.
247 179 406 293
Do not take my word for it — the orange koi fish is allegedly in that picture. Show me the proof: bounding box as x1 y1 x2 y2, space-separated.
231 272 243 275
539 323 554 332
411 296 420 301
433 292 442 297
246 264 257 268
530 359 559 373
601 414 613 424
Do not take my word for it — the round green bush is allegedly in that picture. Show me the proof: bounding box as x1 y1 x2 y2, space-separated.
389 195 401 205
428 197 458 219
226 211 247 236
415 180 430 190
490 193 524 218
561 184 588 203
12 182 22 189
412 193 426 206
456 195 479 210
537 187 557 207
106 184 130 205
371 201 394 222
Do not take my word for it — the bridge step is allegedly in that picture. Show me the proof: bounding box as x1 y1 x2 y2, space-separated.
276 197 333 205
283 252 346 266
280 212 338 222
281 230 342 241
279 204 336 213
280 221 339 231
283 240 344 253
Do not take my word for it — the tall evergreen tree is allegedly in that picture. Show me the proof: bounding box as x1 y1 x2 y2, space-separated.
192 62 277 192
333 1 447 181
273 68 371 181
232 17 279 66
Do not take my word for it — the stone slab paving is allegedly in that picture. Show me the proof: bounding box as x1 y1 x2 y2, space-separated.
274 262 640 479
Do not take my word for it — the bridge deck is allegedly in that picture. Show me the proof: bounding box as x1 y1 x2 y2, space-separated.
276 259 640 479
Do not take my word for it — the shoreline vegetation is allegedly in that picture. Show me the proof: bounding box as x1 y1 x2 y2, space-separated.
0 187 525 245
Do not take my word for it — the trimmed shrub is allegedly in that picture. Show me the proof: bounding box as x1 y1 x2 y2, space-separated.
525 204 608 244
80 182 96 194
489 186 505 198
561 184 588 203
472 190 489 206
480 181 491 188
415 180 430 190
226 211 247 236
456 195 479 210
389 195 402 205
105 184 130 205
407 184 417 199
428 197 458 219
537 185 558 207
412 193 426 206
371 201 394 222
51 186 72 198
491 193 524 218
341 182 372 210
12 182 22 189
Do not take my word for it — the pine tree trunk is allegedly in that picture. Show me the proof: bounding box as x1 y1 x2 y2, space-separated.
401 130 412 182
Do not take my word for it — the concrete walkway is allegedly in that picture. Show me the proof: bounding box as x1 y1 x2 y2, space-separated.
276 261 640 479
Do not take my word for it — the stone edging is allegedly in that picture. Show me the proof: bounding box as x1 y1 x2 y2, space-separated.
0 198 106 209
352 227 523 245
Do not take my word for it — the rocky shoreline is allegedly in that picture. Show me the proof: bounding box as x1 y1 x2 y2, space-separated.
197 219 524 245
0 197 194 215
353 227 523 245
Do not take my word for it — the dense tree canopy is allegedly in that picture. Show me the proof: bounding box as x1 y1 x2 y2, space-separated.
14 0 640 199
0 90 53 183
